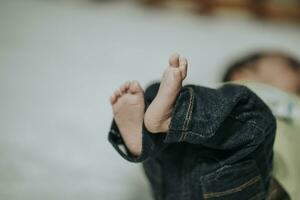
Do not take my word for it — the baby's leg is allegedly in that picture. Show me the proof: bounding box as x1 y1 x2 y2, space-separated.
144 54 188 133
110 81 144 156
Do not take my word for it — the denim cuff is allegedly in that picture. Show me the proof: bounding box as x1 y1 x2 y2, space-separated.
108 120 166 163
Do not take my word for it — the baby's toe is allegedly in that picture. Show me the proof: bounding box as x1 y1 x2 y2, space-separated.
169 53 180 68
128 81 143 94
114 89 122 97
179 56 188 79
110 94 117 104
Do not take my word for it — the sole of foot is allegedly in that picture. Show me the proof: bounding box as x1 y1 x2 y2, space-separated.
110 81 145 156
144 54 188 133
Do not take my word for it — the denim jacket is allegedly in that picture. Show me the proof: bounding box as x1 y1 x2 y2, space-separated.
108 83 276 200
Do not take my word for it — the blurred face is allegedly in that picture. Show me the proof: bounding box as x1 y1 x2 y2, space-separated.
232 56 300 94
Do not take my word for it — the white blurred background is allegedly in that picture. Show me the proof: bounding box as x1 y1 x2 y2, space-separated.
0 0 299 199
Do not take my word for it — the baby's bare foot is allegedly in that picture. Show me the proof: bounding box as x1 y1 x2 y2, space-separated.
110 81 144 156
144 54 188 133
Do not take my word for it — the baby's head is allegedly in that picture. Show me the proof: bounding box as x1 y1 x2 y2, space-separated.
223 51 300 94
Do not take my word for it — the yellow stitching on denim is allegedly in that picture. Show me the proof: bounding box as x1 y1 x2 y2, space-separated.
203 176 261 199
182 88 194 141
180 87 194 141
179 88 192 140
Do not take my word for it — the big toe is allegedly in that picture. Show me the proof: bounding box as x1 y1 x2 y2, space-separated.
179 56 188 79
128 81 143 94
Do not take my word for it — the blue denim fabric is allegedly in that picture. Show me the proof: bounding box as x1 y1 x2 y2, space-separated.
108 83 276 200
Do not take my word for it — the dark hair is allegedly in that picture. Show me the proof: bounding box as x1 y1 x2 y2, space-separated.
222 51 300 82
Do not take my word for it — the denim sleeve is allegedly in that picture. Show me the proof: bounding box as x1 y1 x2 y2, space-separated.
165 83 276 152
108 83 167 163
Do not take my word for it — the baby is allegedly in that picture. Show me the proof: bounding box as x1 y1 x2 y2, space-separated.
108 52 299 200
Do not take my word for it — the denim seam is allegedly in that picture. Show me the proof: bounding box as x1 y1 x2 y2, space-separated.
180 87 194 141
203 175 262 199
180 119 263 138
177 114 269 141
